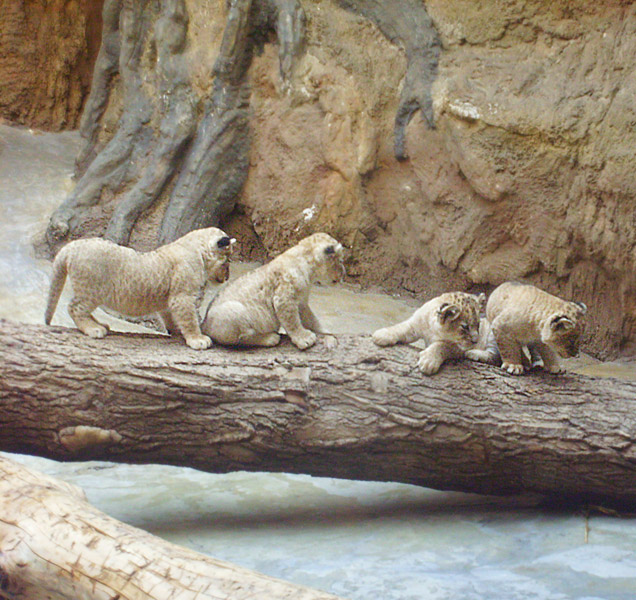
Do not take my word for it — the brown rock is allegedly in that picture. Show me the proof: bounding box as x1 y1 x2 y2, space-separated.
0 0 103 130
238 0 636 358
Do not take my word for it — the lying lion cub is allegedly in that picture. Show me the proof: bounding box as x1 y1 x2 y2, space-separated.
45 227 234 350
372 292 486 375
467 281 587 375
202 232 344 349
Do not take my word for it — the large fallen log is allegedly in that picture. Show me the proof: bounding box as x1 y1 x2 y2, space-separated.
2 318 636 505
0 455 341 600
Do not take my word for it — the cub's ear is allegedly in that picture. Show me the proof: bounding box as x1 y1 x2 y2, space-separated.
216 236 236 249
324 242 343 256
475 292 486 311
572 301 587 314
438 303 461 323
550 315 575 331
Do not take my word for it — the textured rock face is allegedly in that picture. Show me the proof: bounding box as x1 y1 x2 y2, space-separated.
5 0 636 357
0 0 103 130
238 0 636 357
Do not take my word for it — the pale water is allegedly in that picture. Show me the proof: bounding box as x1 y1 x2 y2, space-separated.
1 124 635 600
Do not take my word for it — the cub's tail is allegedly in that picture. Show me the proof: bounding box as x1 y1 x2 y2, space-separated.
44 246 70 325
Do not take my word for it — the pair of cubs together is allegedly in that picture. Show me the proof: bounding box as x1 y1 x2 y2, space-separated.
373 284 587 376
45 228 344 352
45 227 586 376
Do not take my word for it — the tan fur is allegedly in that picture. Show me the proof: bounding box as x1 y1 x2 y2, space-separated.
45 227 235 350
372 292 486 375
202 233 344 350
467 281 587 375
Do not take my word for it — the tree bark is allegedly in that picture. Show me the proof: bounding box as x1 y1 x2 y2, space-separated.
0 455 341 600
39 0 440 256
42 0 308 254
2 319 636 505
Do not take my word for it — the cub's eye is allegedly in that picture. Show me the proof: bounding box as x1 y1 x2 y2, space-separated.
460 323 470 333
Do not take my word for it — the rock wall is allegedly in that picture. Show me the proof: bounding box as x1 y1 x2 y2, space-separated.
0 0 103 130
235 0 636 357
5 0 636 357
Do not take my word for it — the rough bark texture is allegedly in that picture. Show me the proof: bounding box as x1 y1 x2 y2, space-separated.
0 456 341 600
0 0 103 130
2 319 636 506
42 0 307 253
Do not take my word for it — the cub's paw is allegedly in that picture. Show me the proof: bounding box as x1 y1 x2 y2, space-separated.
84 324 108 339
417 351 443 376
465 349 496 364
502 362 525 375
543 362 565 374
186 334 213 350
292 331 317 350
372 328 397 347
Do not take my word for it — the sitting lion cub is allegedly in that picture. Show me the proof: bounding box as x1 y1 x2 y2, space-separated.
467 281 587 375
45 227 235 350
202 232 344 350
372 292 486 375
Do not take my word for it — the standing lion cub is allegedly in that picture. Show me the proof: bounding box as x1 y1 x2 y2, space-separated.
202 232 344 350
467 281 587 375
45 227 235 350
372 291 486 375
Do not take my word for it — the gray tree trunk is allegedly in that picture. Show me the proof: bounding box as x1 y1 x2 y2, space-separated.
43 0 307 253
40 0 440 257
2 319 636 506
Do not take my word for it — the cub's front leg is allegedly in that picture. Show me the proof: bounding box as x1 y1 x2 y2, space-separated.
168 293 212 350
372 314 421 347
491 321 525 375
274 289 316 350
465 322 500 365
418 341 463 375
533 342 564 373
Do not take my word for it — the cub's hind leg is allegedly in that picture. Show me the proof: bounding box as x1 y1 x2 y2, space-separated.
239 332 281 347
68 297 109 338
203 300 262 346
160 310 179 335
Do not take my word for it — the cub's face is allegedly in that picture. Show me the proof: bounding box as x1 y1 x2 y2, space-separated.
541 301 587 358
205 235 235 283
311 233 345 284
434 292 486 351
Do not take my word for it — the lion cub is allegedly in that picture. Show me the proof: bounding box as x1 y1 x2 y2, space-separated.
202 232 344 350
45 227 234 350
467 281 587 375
372 292 486 375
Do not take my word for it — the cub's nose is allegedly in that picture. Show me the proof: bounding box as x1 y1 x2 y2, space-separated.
217 236 233 248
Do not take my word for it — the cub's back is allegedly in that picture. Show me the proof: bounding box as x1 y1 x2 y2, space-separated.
486 281 567 324
66 239 173 310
